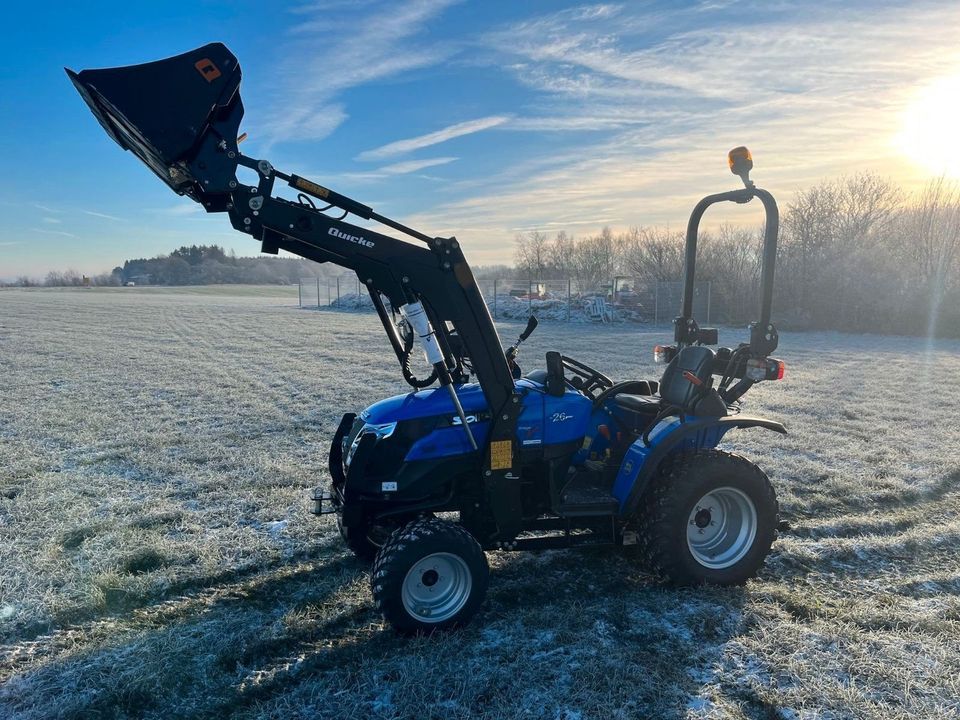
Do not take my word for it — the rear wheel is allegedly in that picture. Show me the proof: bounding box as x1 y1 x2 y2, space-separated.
372 518 489 634
638 449 778 585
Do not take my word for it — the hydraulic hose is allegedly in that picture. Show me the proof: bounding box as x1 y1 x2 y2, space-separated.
400 301 477 450
399 323 439 389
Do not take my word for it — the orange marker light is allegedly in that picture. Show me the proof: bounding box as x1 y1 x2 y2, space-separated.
728 146 753 173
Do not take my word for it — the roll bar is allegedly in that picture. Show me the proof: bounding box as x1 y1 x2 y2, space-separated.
675 186 780 358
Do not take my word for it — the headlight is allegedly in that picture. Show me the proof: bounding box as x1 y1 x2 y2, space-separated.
345 422 397 467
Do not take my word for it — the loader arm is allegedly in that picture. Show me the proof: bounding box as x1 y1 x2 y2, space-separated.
67 43 525 537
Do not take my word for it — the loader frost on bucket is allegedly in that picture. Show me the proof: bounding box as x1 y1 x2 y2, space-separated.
69 43 788 634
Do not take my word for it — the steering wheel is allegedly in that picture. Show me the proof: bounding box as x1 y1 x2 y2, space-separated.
560 355 614 399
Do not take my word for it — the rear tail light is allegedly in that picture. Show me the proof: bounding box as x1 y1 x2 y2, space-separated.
654 345 673 364
772 360 785 380
746 357 786 381
746 358 767 381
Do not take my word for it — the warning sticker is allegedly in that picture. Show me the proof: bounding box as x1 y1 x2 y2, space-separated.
489 440 513 470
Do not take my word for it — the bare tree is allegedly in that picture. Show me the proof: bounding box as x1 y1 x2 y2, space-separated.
569 227 620 292
547 231 574 279
904 177 960 310
621 226 685 282
779 172 902 327
513 230 549 281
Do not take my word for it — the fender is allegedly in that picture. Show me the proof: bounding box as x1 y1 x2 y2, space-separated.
614 415 786 517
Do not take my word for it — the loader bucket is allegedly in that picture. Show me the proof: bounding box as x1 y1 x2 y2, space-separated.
66 43 243 206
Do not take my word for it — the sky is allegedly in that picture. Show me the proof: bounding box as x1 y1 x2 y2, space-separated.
2 0 960 280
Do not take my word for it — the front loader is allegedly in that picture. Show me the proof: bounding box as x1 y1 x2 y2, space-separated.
68 43 788 634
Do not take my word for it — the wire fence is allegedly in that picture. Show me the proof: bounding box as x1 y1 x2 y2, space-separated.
299 275 713 325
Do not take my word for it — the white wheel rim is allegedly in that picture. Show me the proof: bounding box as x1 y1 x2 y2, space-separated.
686 486 758 569
401 552 473 623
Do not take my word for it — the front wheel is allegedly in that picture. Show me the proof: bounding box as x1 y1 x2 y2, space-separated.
371 518 489 634
337 513 379 562
638 449 778 585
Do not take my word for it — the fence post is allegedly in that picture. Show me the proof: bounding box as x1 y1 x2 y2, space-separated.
493 279 498 320
356 277 361 309
316 277 321 309
706 281 712 325
529 280 533 316
567 279 571 322
336 277 340 307
327 280 331 306
654 279 659 325
298 280 302 308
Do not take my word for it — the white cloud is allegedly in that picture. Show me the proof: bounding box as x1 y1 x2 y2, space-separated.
32 228 78 239
344 157 458 181
357 116 511 161
401 1 960 265
256 0 461 148
42 217 61 224
377 157 458 175
82 210 123 222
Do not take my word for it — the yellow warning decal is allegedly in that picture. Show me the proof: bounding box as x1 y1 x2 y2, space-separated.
294 177 330 199
489 440 512 470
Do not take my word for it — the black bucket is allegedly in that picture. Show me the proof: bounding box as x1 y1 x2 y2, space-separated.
67 43 243 206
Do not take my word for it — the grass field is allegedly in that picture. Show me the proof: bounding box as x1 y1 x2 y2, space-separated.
1 288 959 720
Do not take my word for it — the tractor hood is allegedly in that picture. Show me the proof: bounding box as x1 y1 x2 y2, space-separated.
361 384 491 425
361 380 545 425
66 43 244 207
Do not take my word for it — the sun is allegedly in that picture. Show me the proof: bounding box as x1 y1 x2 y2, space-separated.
898 74 960 178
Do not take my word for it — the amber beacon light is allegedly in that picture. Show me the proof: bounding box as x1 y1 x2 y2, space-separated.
728 146 754 188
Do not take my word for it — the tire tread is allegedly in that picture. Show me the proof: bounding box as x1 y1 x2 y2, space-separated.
637 449 778 585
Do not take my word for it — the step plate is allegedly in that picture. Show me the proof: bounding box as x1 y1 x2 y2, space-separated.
557 472 619 517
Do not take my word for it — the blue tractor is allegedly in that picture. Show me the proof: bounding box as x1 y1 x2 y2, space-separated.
69 44 787 634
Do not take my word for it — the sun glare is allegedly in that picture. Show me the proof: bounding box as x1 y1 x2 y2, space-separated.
898 74 960 178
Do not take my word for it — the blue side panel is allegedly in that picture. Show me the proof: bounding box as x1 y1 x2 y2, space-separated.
516 391 545 448
405 421 492 461
372 378 591 462
543 390 592 445
611 418 733 511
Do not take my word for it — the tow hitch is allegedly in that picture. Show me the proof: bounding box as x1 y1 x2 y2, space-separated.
311 490 337 515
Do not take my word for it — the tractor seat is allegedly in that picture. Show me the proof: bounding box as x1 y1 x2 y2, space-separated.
613 393 662 414
610 392 662 433
611 347 722 432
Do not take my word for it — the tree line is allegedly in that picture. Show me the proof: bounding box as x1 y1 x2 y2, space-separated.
512 174 960 336
21 245 327 288
13 173 960 336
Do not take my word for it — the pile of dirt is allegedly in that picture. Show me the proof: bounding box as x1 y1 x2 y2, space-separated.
324 292 649 323
489 294 648 323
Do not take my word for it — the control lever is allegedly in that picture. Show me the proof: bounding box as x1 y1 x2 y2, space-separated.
506 315 538 362
506 316 538 380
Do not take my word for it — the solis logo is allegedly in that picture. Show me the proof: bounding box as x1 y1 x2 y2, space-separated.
329 227 375 248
